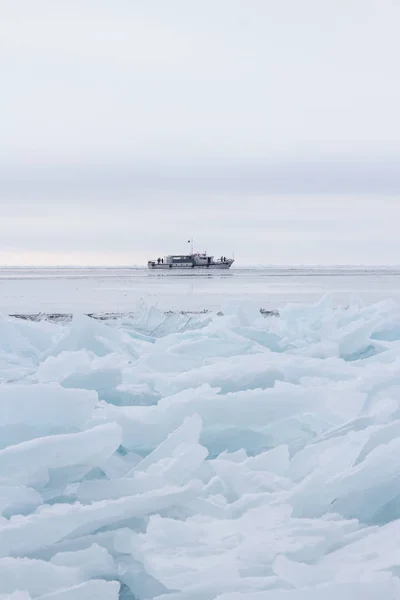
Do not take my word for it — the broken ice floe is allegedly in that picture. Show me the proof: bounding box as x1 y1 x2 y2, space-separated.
1 298 400 598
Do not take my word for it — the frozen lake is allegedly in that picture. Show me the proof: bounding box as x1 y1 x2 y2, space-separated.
1 265 400 314
3 268 400 598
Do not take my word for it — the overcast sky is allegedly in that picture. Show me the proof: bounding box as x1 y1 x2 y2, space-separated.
1 0 400 265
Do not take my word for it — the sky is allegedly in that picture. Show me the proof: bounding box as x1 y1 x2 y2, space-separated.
1 0 400 265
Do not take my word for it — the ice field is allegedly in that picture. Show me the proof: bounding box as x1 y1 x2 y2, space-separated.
2 267 400 599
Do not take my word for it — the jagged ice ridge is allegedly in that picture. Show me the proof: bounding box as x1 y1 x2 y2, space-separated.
1 296 400 599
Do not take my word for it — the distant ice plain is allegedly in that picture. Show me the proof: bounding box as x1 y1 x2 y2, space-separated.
1 265 400 314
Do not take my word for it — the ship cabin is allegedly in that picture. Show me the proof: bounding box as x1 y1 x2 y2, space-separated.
155 253 212 266
165 254 194 266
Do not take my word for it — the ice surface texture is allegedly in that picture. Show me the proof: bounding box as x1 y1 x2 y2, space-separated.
2 296 400 599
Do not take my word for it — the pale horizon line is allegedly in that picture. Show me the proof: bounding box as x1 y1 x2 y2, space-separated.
1 264 400 269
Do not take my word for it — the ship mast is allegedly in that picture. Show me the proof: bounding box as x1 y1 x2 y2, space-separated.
188 238 194 255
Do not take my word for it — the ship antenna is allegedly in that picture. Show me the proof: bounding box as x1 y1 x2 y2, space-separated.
187 237 194 254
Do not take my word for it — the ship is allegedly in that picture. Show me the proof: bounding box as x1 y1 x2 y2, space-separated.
147 240 234 270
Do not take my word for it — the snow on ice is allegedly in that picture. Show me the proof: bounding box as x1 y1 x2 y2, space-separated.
2 296 400 599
